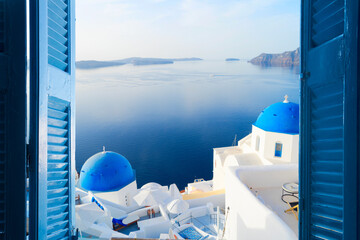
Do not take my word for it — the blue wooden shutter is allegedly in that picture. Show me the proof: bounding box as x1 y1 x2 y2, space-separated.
300 0 359 239
0 0 27 239
0 0 4 52
30 0 75 239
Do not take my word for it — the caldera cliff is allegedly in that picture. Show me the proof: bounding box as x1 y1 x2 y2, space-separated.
249 48 299 67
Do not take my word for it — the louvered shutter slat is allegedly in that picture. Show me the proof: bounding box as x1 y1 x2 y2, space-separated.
48 117 68 128
312 162 343 173
47 204 68 216
312 127 342 140
47 228 69 240
48 128 68 138
311 215 342 232
48 187 68 197
48 170 68 180
48 0 67 18
48 212 68 225
49 0 67 11
311 225 343 239
48 22 67 42
48 145 68 154
48 154 68 162
48 179 68 190
49 108 67 120
48 46 68 63
47 220 69 236
48 9 67 28
48 135 68 145
311 202 343 217
48 28 67 46
48 196 68 207
49 56 68 71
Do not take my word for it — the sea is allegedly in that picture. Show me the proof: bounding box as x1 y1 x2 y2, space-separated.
76 60 299 190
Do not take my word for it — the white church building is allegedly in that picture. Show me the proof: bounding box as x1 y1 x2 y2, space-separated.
212 95 299 190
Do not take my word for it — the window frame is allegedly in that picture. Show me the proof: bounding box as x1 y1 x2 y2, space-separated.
274 142 283 158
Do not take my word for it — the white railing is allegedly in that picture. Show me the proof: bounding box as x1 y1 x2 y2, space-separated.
172 212 226 239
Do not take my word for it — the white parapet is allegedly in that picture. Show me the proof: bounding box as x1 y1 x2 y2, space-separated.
224 165 298 240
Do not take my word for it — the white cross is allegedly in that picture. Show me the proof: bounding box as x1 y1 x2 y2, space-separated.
103 146 106 152
283 95 289 103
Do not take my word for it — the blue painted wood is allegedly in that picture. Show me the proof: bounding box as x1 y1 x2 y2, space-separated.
311 0 344 47
342 0 359 238
0 0 27 239
300 0 359 239
0 93 5 236
47 97 70 240
47 0 69 72
30 0 75 239
0 0 4 52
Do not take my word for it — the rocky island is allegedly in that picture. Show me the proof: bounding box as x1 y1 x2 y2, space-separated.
76 57 203 69
249 48 299 67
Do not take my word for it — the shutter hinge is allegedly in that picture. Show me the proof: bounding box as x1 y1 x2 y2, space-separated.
300 72 310 81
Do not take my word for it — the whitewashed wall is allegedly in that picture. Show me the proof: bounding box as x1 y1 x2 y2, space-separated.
213 149 226 190
251 126 299 163
94 180 138 206
224 166 298 240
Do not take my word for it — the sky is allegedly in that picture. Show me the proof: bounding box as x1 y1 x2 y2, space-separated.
75 0 300 61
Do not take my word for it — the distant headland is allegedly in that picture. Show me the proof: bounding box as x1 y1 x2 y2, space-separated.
76 57 203 69
249 48 299 67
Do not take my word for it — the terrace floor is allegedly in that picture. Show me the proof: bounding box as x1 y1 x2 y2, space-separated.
251 187 298 236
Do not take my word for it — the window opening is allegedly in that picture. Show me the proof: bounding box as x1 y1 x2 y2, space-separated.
255 136 260 151
275 142 282 157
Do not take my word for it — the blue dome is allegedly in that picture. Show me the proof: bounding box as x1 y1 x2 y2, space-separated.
79 151 135 192
254 101 299 134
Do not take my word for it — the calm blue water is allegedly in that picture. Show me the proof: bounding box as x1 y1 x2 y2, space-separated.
76 60 299 189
